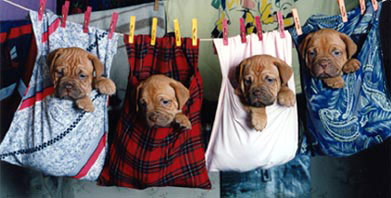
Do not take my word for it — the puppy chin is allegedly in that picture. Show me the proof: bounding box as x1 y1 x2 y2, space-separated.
248 98 275 107
146 111 175 128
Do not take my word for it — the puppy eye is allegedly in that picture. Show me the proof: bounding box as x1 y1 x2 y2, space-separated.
79 73 87 79
265 76 275 83
161 99 171 106
308 50 316 57
139 99 146 106
244 78 252 85
332 50 341 56
56 70 64 77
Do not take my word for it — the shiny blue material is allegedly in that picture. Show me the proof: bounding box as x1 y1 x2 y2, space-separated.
289 2 391 157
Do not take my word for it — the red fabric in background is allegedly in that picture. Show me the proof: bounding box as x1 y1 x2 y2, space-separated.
98 34 211 189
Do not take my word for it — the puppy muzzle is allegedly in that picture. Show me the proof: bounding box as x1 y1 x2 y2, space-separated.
56 81 86 100
146 111 175 128
247 87 276 107
312 58 341 78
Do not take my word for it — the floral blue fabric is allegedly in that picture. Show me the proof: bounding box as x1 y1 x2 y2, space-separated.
289 1 391 156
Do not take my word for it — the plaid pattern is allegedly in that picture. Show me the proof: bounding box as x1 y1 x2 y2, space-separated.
98 34 211 189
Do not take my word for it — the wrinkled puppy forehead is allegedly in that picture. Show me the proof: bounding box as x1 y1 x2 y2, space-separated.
142 75 176 99
54 48 93 68
310 30 346 48
243 55 279 76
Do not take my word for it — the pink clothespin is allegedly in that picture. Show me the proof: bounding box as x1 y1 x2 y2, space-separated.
359 0 366 15
222 18 228 46
255 16 263 41
61 1 70 28
371 0 378 11
38 0 47 21
108 12 119 39
83 6 92 33
337 0 348 22
240 18 246 43
276 11 285 38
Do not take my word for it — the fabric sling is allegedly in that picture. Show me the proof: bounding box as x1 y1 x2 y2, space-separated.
98 34 211 189
205 32 298 172
289 1 391 156
0 11 118 181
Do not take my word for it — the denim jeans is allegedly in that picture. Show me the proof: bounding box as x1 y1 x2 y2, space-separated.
289 1 391 157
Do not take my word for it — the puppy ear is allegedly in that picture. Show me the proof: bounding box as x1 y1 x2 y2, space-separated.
298 32 314 59
135 81 144 112
339 32 357 59
47 48 64 85
87 53 105 78
170 80 190 110
273 58 293 86
237 60 247 95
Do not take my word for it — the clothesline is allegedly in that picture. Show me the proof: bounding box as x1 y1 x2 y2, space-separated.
3 0 215 42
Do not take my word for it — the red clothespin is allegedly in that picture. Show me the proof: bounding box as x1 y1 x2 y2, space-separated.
61 1 70 28
222 18 228 46
371 0 378 11
108 12 119 39
83 6 92 33
359 0 366 15
240 18 246 43
38 0 47 21
276 11 285 38
255 16 263 41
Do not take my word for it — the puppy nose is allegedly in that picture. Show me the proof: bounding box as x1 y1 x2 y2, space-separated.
148 112 159 122
252 88 262 97
319 59 330 69
63 82 74 89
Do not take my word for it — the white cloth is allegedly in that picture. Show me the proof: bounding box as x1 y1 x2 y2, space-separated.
205 32 298 172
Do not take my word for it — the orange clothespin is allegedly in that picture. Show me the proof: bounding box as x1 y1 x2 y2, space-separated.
83 6 92 33
359 0 366 15
151 17 158 46
222 18 228 46
371 0 378 11
38 0 47 21
129 16 136 44
337 0 348 22
276 11 285 38
61 1 70 28
174 19 181 47
291 8 302 36
240 18 246 43
108 12 119 39
255 16 263 41
192 18 198 46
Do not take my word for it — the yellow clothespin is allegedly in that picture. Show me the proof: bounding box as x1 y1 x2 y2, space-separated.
174 19 181 47
151 17 157 46
291 8 302 36
192 18 198 46
129 16 136 44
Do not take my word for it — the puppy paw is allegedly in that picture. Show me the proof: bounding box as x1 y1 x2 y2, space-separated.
95 77 116 95
252 115 267 131
175 113 192 130
278 88 296 107
76 98 94 112
342 59 360 73
323 77 345 89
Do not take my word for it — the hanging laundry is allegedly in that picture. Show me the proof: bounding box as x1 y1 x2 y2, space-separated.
0 11 118 181
98 34 211 189
205 32 298 172
289 1 391 157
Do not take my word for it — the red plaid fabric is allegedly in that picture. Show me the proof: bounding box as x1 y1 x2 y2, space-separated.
98 34 211 189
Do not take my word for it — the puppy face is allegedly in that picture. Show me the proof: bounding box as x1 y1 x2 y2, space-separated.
237 55 293 107
299 29 357 78
47 47 104 100
136 75 189 128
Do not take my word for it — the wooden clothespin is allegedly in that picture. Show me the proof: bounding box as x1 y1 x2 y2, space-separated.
38 0 47 21
359 0 366 15
61 1 70 28
337 0 348 22
151 17 158 46
291 8 302 36
174 19 181 47
154 0 159 11
129 16 136 44
371 0 378 11
192 18 198 46
108 12 119 39
222 18 228 46
240 18 246 43
83 6 92 33
255 16 263 41
276 11 285 38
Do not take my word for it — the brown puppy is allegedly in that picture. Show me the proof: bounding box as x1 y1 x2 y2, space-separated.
299 29 361 88
236 55 295 131
47 47 116 112
136 74 191 130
